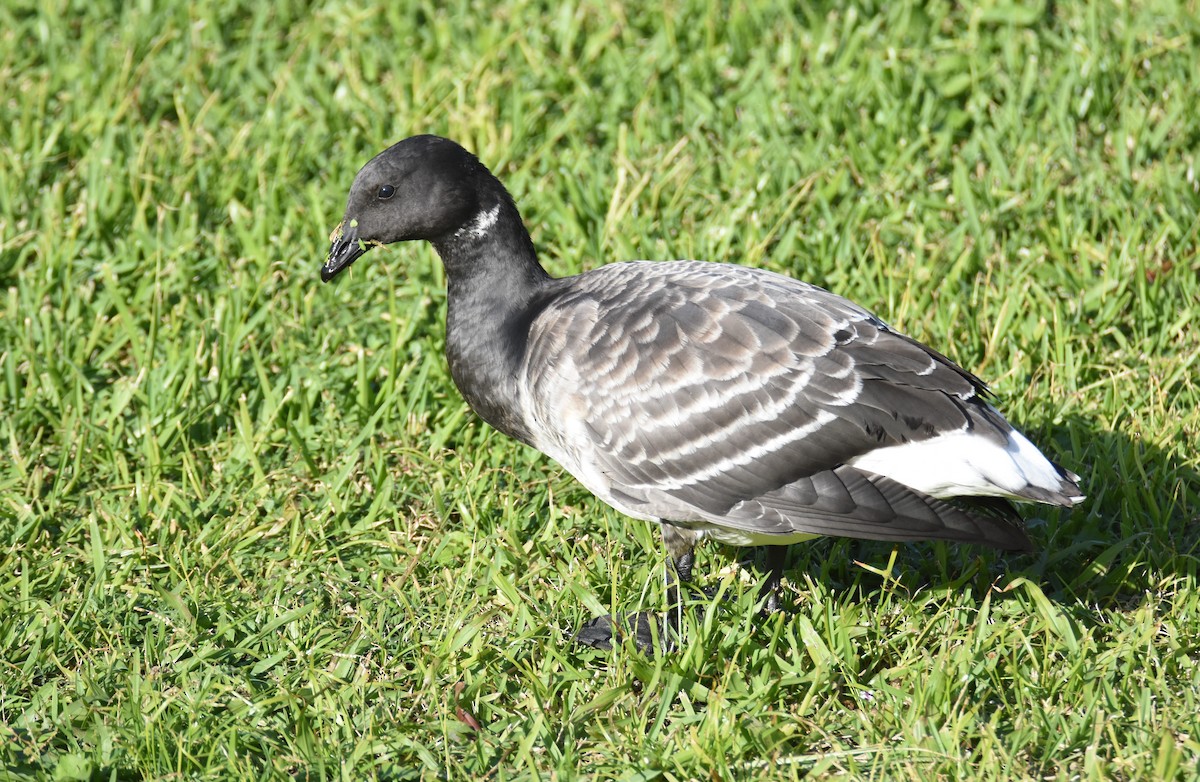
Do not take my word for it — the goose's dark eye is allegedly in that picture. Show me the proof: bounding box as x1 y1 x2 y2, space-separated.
377 184 395 199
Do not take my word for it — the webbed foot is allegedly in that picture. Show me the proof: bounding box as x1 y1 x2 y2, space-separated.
573 612 666 652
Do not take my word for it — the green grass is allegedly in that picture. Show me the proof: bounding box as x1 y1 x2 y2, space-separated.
2 0 1199 778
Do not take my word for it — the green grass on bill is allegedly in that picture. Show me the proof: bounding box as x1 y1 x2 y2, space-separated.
1 1 1198 779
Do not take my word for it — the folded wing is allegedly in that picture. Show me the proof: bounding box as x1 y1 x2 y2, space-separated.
522 261 1077 550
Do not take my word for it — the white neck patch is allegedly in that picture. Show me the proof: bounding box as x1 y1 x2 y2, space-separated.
455 203 501 240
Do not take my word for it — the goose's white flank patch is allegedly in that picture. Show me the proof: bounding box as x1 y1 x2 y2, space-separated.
456 204 501 240
848 427 1068 500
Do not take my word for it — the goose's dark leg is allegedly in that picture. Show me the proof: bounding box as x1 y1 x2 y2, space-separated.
663 528 697 611
662 544 697 649
762 546 787 613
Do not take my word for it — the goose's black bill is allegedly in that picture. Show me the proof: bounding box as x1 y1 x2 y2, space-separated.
322 219 370 282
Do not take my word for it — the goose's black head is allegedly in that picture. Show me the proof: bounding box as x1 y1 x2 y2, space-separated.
322 135 492 282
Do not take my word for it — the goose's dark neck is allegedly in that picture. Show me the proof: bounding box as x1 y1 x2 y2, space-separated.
432 196 549 296
434 197 554 446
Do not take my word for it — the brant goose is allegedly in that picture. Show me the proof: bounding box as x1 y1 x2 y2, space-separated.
322 135 1083 649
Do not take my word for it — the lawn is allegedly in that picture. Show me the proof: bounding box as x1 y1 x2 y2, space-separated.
2 0 1198 779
